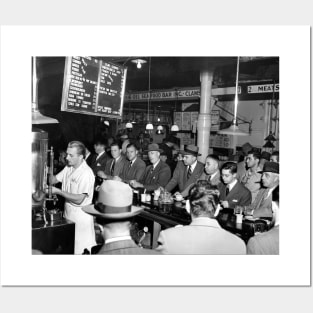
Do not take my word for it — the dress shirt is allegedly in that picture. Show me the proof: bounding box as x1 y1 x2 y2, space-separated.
153 159 160 170
227 179 237 192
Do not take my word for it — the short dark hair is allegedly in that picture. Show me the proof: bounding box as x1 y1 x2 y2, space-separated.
189 183 220 218
221 161 237 174
94 137 107 146
110 141 122 149
247 150 261 160
126 143 138 150
68 141 86 157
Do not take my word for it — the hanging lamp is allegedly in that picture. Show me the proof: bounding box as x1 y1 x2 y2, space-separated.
264 80 277 142
145 57 154 131
125 102 133 129
171 89 180 132
218 57 248 136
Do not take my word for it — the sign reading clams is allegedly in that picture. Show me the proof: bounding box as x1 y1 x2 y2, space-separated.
61 56 127 118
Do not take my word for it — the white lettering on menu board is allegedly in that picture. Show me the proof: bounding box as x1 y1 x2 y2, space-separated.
67 57 98 110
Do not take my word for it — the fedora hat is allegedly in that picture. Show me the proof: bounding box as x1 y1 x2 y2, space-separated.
82 180 143 220
260 151 271 161
146 143 163 153
259 161 279 174
178 144 201 156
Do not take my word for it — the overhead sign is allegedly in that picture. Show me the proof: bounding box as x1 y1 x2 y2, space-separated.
247 84 279 94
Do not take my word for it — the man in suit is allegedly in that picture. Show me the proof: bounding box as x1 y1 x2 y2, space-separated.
84 144 94 167
155 184 246 254
116 143 146 183
247 185 279 254
90 138 111 176
165 144 204 196
180 154 221 198
97 142 128 180
82 180 159 254
219 161 252 210
129 143 171 192
247 161 279 219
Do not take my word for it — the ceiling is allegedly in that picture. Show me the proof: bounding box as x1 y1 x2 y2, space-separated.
36 56 279 113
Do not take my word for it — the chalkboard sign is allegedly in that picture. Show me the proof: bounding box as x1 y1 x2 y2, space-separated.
61 56 127 118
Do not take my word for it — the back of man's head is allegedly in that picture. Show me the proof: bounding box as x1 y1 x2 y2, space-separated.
189 182 220 219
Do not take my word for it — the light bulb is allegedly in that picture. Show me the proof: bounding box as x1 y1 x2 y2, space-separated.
137 61 142 69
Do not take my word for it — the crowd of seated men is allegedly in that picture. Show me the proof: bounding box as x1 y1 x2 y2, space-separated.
50 133 279 255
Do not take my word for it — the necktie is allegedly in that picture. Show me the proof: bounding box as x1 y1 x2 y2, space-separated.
110 159 116 176
207 175 211 182
225 186 230 197
129 161 132 168
187 166 192 179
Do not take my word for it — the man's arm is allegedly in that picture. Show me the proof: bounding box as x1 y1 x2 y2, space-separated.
164 163 180 192
50 186 87 205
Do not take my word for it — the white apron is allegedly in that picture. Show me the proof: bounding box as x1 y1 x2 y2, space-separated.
57 161 96 254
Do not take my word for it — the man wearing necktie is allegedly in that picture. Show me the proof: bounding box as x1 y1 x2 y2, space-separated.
164 144 204 197
247 161 279 219
180 154 221 198
130 143 171 192
114 143 146 184
90 138 111 176
97 142 128 181
219 161 252 210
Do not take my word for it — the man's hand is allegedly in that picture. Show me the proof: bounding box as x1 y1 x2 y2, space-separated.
129 180 142 188
113 176 122 182
220 200 229 208
97 171 107 179
46 186 60 195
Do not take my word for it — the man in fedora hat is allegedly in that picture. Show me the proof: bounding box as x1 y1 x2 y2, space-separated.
164 144 204 197
246 161 279 219
83 180 159 254
129 143 171 192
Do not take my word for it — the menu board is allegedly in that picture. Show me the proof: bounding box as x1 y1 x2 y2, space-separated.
61 56 127 118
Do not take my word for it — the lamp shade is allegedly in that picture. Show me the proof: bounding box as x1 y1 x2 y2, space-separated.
157 125 163 131
218 120 248 136
126 122 133 129
146 123 154 130
171 124 179 132
263 141 275 148
264 132 276 141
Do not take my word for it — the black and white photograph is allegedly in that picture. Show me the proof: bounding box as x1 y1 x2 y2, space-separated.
31 55 280 256
0 25 310 288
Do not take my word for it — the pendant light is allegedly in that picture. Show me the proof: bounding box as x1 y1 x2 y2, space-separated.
171 88 180 132
146 57 153 131
264 80 277 142
218 57 248 136
131 58 147 69
125 102 133 129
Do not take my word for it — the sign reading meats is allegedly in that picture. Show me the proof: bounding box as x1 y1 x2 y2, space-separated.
61 56 127 118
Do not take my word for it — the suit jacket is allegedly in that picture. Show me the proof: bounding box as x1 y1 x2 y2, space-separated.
198 170 221 186
247 225 279 254
97 239 160 255
181 170 221 198
156 217 246 254
219 180 252 209
85 152 94 167
250 187 273 218
104 155 129 178
165 161 204 193
121 157 146 183
90 152 111 175
140 160 171 192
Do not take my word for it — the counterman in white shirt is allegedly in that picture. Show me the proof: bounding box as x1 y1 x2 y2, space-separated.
49 141 96 254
